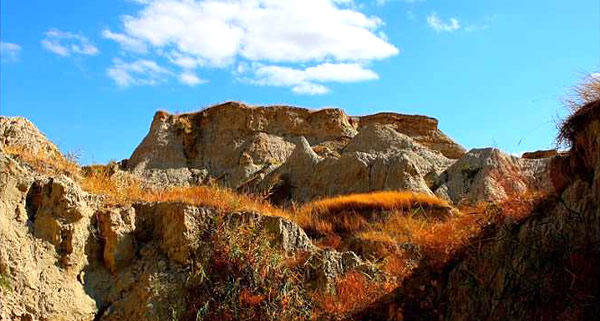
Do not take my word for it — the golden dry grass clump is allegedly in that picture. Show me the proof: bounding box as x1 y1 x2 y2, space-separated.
296 191 453 237
80 166 290 218
307 191 450 216
4 145 79 175
558 73 600 147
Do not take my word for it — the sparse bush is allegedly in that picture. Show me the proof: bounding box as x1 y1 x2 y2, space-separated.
182 221 312 321
0 272 11 292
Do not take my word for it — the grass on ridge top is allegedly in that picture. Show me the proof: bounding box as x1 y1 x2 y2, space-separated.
305 191 450 216
295 191 453 237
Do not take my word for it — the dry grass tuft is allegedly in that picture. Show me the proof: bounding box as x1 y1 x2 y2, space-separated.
296 191 452 237
307 191 450 216
80 166 290 217
563 73 600 112
558 73 600 147
4 145 79 176
314 271 395 317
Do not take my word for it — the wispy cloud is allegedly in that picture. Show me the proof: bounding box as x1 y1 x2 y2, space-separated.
427 13 460 32
104 0 397 92
1 42 22 63
376 0 423 5
107 58 171 87
41 29 99 56
179 71 206 86
102 29 148 53
246 62 379 95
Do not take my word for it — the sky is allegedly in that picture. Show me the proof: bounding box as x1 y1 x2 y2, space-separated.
1 0 599 164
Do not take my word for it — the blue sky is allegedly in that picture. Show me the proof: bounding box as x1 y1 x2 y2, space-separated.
1 0 599 164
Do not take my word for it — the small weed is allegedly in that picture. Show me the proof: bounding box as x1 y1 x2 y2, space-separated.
0 272 11 292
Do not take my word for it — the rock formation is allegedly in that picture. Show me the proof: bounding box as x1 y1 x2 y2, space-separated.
127 102 466 198
0 116 61 157
127 102 554 206
433 148 554 204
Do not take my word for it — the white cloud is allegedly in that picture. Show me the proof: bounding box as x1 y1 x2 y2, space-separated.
105 0 397 91
1 42 22 63
427 13 460 32
41 29 100 56
116 0 397 64
248 62 378 95
107 58 171 87
102 29 148 53
179 71 206 86
292 83 330 95
377 0 423 5
591 73 600 80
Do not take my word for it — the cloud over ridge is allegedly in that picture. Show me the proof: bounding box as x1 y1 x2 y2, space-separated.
105 0 398 93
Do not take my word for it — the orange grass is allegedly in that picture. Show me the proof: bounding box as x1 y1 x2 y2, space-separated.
5 144 289 218
81 169 290 217
296 191 452 236
4 145 79 175
306 191 450 216
314 271 396 316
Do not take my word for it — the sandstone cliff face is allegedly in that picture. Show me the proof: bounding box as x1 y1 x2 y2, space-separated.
257 126 453 203
358 112 465 159
127 102 466 198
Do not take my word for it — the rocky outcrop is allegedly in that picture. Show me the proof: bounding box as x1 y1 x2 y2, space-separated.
358 113 466 159
259 127 453 203
357 100 600 321
521 149 559 159
433 148 553 204
0 116 62 158
127 102 465 197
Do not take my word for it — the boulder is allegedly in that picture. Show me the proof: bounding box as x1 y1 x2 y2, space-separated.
434 148 553 204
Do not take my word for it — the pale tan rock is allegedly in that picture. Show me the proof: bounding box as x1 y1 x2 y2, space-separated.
434 148 554 204
97 207 137 273
260 127 452 202
127 102 465 194
358 112 466 159
0 116 62 158
0 154 97 321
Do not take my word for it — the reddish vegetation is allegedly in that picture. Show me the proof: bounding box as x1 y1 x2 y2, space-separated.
314 271 396 317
